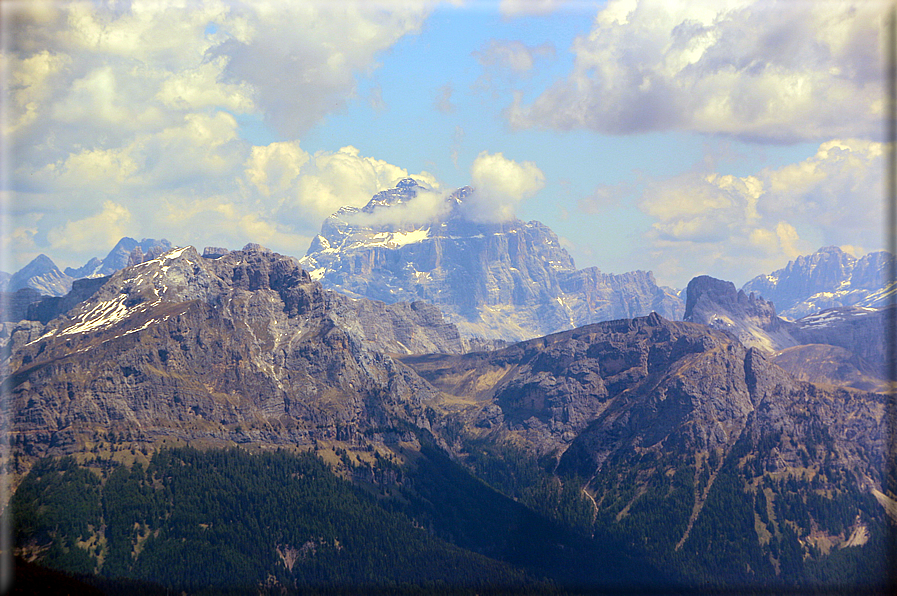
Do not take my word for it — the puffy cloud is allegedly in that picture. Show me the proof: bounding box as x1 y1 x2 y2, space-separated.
155 194 313 258
507 0 888 142
46 201 133 254
288 146 438 223
244 142 438 226
210 1 434 137
3 1 437 269
499 0 580 18
156 56 256 113
347 187 454 228
467 151 545 222
635 138 884 287
2 49 71 136
244 141 311 198
39 111 244 192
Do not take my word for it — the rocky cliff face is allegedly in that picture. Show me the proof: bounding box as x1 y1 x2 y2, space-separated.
2 254 73 297
401 313 891 584
4 247 892 588
741 246 895 319
301 179 683 342
403 314 886 480
790 305 891 380
3 245 478 464
683 275 799 352
64 237 173 279
682 274 890 392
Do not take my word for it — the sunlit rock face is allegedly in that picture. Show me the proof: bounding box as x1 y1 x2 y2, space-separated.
741 246 895 320
301 178 683 342
682 274 890 391
3 244 474 463
683 274 799 353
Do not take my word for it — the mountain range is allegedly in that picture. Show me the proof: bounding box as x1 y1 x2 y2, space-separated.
741 245 896 319
0 237 172 301
3 241 894 593
299 178 683 341
2 180 895 593
683 274 891 393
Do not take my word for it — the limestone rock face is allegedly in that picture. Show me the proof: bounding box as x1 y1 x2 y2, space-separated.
4 248 891 579
401 313 888 496
683 274 890 391
792 305 890 367
3 254 73 297
3 245 473 461
683 275 799 352
66 237 173 279
741 246 895 319
301 179 683 342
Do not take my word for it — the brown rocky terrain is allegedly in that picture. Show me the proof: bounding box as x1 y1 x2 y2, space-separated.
3 245 474 473
2 245 893 589
684 274 891 393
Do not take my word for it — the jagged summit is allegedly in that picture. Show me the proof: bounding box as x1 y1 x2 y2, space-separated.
4 253 73 297
6 238 893 591
742 245 895 318
301 181 683 342
682 273 888 391
66 237 172 279
684 274 797 353
362 177 438 210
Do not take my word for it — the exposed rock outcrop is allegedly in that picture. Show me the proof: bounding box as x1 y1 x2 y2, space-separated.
301 179 683 342
683 275 799 352
742 246 895 319
2 245 476 464
2 254 73 297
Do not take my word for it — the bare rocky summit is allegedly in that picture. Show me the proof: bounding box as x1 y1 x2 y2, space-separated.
301 179 683 342
742 246 895 319
3 241 893 588
3 244 473 466
682 273 890 392
683 275 799 352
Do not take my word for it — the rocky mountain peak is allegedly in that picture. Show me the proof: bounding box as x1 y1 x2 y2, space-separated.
66 237 173 280
301 181 683 342
362 178 431 213
741 245 893 318
4 253 73 297
684 274 796 352
396 177 421 189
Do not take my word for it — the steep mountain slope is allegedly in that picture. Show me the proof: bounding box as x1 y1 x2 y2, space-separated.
401 314 893 588
2 254 73 297
742 246 896 319
3 244 478 467
4 243 893 592
64 237 173 279
301 179 683 341
683 275 799 352
682 274 890 392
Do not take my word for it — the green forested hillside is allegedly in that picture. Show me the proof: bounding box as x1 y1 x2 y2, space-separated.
9 448 551 594
9 436 895 595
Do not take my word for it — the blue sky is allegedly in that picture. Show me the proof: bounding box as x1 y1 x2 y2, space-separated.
2 0 890 288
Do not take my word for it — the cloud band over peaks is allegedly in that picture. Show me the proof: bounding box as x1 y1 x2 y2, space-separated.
466 151 545 222
506 0 888 142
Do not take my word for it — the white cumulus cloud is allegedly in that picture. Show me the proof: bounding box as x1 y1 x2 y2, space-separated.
467 151 545 222
46 201 133 254
2 0 438 270
507 0 889 142
635 138 884 287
